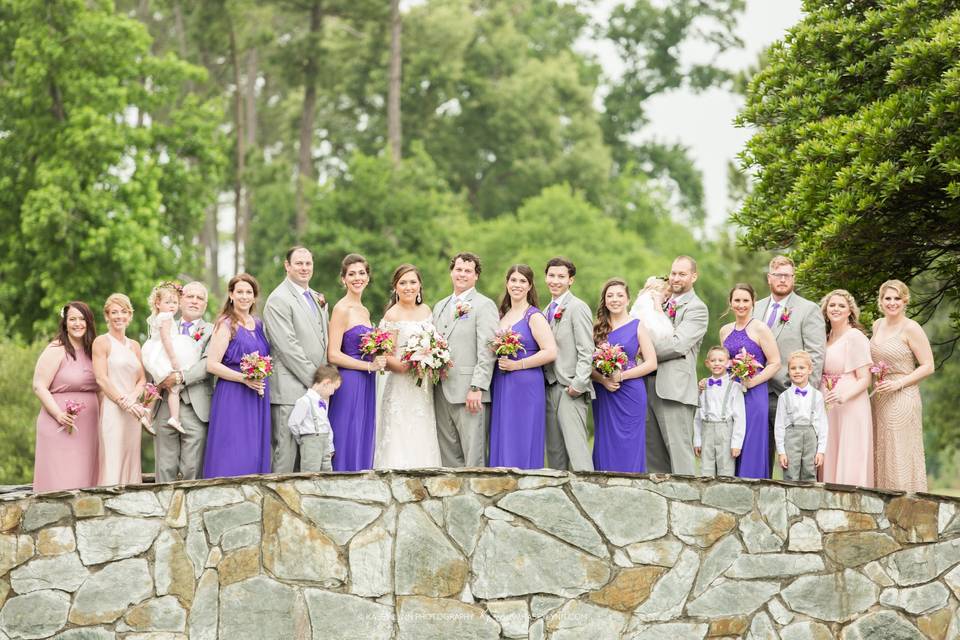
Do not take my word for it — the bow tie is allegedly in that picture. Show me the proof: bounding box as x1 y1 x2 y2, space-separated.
708 378 722 387
794 388 808 397
318 400 327 410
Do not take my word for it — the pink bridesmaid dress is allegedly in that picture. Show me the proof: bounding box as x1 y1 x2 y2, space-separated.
33 348 100 492
97 335 143 485
821 329 874 487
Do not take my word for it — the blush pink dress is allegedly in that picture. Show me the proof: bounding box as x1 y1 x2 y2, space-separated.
33 346 100 492
821 329 874 487
97 334 143 486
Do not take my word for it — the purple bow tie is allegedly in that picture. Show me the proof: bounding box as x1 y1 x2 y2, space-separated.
794 387 808 397
318 400 327 410
708 378 722 387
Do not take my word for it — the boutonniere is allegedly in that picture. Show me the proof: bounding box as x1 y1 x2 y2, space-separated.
553 307 564 322
455 301 471 320
192 326 204 342
779 307 792 325
665 299 684 320
313 292 327 309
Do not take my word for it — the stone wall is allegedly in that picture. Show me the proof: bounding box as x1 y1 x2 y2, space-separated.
1 470 959 639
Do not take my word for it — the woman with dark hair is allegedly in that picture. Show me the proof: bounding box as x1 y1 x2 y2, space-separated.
202 273 272 477
590 278 657 472
488 264 557 468
32 302 101 492
374 263 442 468
720 282 781 479
327 254 385 470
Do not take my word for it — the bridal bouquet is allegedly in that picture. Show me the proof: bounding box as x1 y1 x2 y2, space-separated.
359 328 396 375
489 329 526 358
400 329 453 386
592 342 628 377
241 351 273 396
729 347 764 383
60 399 86 434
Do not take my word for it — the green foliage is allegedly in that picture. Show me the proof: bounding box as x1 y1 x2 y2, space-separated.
734 0 960 332
0 0 225 339
0 341 42 484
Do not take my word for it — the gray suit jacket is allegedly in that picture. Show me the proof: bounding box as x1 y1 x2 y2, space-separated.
754 291 825 393
653 289 709 406
543 293 595 398
150 319 215 422
263 278 329 405
432 289 498 404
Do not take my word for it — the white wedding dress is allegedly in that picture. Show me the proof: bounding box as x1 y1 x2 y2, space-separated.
374 319 442 469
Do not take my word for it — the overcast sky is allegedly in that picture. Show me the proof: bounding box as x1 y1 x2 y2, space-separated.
631 0 804 228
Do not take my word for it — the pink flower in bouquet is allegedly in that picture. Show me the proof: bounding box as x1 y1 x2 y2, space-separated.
869 361 890 384
728 347 764 383
401 329 453 387
359 328 395 375
139 383 161 408
61 400 86 434
240 351 273 397
592 342 628 377
489 329 526 358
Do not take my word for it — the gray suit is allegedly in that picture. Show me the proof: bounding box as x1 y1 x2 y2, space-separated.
263 278 329 473
645 289 709 475
754 291 826 459
152 319 214 483
432 288 498 467
543 292 594 471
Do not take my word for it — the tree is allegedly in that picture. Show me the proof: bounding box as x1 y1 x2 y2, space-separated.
0 0 224 338
734 0 960 335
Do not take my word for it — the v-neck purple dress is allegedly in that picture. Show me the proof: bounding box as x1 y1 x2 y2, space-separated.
592 319 647 473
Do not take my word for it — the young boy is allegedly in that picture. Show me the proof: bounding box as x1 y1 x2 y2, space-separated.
694 346 746 477
288 365 341 472
774 350 829 482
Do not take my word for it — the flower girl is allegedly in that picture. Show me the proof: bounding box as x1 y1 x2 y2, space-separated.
629 276 673 341
141 282 200 434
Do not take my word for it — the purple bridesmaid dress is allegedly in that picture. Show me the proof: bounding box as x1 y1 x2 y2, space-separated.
592 319 647 473
489 307 546 469
724 320 770 479
328 325 376 471
203 320 272 478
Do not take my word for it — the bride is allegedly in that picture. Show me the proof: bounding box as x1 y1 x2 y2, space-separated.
374 264 442 468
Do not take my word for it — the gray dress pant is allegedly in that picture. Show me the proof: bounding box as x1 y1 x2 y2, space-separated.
783 424 818 482
699 419 735 477
545 383 594 471
434 395 486 468
153 400 207 482
645 377 696 475
271 404 300 473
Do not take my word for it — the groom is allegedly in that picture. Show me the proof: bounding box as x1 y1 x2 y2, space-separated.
433 252 498 467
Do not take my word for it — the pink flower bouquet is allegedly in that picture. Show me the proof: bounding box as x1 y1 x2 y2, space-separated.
401 329 453 387
489 329 526 358
728 347 764 383
240 351 273 396
592 342 628 377
60 399 86 434
359 328 396 375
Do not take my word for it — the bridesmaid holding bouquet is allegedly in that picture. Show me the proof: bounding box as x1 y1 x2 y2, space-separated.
327 254 386 471
820 290 873 486
488 265 557 469
590 278 657 473
202 274 272 478
720 283 781 479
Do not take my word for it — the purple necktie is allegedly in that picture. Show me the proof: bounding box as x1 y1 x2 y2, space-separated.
304 291 318 314
794 387 808 397
767 302 780 328
708 378 722 387
547 301 557 321
180 321 192 336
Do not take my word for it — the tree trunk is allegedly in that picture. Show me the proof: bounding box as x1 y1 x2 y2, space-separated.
243 47 257 258
295 0 323 238
202 202 220 296
387 0 402 166
229 21 247 273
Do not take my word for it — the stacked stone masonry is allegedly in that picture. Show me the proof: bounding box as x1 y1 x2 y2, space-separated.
1 469 959 639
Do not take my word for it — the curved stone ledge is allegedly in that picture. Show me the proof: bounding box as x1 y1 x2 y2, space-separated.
1 470 959 639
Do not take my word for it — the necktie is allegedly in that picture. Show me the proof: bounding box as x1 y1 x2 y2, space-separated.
767 302 780 328
708 378 722 387
794 387 808 397
304 291 318 314
546 300 557 321
180 321 192 336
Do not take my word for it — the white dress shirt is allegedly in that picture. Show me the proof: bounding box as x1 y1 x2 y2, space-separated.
288 388 334 450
